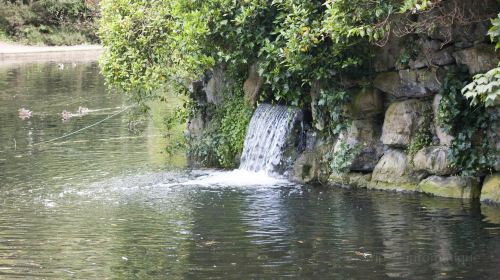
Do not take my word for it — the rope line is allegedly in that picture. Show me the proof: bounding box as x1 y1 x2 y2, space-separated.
33 106 133 146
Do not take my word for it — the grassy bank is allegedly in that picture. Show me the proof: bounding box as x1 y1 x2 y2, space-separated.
0 0 99 46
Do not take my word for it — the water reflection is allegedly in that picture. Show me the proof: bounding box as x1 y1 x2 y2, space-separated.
0 62 185 190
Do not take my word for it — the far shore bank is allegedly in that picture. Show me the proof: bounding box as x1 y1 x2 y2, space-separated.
0 42 103 65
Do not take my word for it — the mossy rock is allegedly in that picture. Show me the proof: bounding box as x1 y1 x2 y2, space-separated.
418 176 480 199
328 172 371 188
480 174 500 204
368 181 419 192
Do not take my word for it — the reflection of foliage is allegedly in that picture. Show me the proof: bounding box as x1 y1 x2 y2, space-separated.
438 73 497 176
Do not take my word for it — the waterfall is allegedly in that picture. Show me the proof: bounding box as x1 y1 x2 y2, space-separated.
239 104 299 174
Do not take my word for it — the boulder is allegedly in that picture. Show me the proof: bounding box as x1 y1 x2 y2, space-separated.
418 176 480 199
409 38 455 69
381 100 431 147
292 151 321 184
243 63 263 106
345 119 384 171
346 88 384 119
186 113 205 139
329 172 371 188
370 149 423 191
485 107 500 172
432 94 454 146
373 68 442 99
372 33 402 72
420 0 497 47
205 66 227 105
481 174 500 204
413 146 454 175
309 81 325 131
453 44 500 75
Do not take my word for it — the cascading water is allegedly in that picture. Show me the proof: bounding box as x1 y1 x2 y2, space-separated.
183 104 299 186
239 104 299 174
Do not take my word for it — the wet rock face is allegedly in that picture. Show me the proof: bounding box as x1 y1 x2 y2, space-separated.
481 174 500 204
373 68 442 99
413 146 454 176
453 44 500 75
292 151 321 184
381 100 431 148
418 176 480 200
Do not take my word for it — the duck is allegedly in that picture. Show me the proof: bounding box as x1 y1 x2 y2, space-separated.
78 106 90 115
62 110 72 120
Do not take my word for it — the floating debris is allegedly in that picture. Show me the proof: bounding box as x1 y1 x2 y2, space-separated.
18 108 32 120
62 110 73 121
354 251 372 258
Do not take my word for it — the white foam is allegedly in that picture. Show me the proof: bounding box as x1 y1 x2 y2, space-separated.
181 169 288 187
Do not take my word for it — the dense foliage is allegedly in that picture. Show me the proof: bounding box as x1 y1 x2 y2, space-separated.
100 0 498 173
99 0 434 104
189 90 253 168
0 0 98 45
439 73 497 176
462 13 500 108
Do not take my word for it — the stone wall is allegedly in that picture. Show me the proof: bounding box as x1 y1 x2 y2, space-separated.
291 5 500 204
188 2 500 204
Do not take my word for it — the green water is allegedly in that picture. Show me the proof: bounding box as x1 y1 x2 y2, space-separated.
0 62 500 279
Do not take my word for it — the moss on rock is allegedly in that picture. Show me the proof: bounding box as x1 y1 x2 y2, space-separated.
418 176 480 199
480 174 500 204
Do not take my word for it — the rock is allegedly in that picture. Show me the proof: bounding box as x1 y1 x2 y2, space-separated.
310 81 325 131
372 33 402 72
409 39 455 69
373 68 442 99
381 100 431 147
413 146 454 175
292 151 321 184
432 94 454 146
370 149 423 191
481 174 500 204
345 119 384 171
205 66 227 105
243 63 263 106
420 0 497 47
453 44 500 75
346 88 384 119
186 113 205 139
418 176 480 199
329 172 371 188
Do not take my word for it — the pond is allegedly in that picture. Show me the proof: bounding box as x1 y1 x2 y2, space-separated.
0 62 500 279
